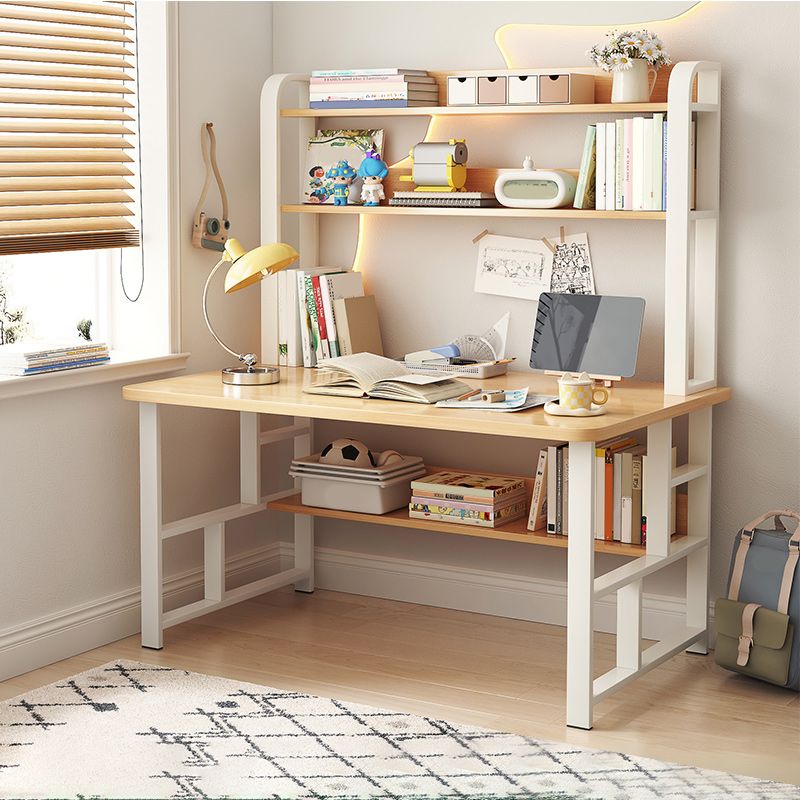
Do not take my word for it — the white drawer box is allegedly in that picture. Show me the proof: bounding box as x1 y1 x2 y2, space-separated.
447 76 477 106
507 74 538 104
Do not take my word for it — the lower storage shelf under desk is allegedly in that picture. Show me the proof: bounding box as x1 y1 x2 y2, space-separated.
267 493 685 557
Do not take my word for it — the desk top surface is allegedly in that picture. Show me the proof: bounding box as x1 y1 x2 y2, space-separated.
123 368 731 443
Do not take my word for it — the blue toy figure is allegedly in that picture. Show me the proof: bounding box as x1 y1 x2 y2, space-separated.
325 160 357 206
357 148 389 206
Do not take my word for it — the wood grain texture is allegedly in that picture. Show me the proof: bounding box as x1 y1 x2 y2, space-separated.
4 587 797 785
122 370 731 444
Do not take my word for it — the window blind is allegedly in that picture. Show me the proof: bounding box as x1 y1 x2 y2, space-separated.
0 0 139 255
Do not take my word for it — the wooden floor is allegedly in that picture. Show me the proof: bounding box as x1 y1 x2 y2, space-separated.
2 587 799 786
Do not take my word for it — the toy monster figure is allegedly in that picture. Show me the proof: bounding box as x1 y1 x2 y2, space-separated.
357 148 389 206
325 160 357 206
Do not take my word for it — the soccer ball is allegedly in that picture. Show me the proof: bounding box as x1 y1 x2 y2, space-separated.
319 438 375 468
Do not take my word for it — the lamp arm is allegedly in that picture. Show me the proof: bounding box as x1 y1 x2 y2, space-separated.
202 257 257 369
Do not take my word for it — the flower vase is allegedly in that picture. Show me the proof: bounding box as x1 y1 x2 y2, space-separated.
611 58 657 103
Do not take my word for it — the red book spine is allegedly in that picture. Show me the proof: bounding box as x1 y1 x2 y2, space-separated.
311 276 328 341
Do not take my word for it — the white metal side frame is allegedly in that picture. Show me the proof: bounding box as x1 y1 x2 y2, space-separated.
567 407 713 729
139 404 314 649
664 62 722 396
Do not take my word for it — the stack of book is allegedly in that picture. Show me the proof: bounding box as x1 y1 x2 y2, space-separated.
409 470 527 529
573 114 693 212
278 267 382 368
527 437 677 545
309 69 438 109
0 340 109 376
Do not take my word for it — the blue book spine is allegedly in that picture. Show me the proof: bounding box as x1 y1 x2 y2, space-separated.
662 121 668 211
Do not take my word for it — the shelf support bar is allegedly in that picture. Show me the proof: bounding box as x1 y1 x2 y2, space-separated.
292 416 314 592
566 440 595 730
645 419 673 559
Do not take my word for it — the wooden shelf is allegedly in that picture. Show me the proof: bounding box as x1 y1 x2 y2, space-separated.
281 102 670 119
281 204 666 220
267 492 685 558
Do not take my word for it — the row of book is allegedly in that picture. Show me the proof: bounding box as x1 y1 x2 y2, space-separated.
409 470 527 529
527 436 677 544
574 115 693 212
309 68 438 109
0 340 109 376
277 267 382 368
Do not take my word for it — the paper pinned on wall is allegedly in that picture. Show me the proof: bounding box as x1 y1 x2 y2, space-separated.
550 233 595 295
474 234 553 301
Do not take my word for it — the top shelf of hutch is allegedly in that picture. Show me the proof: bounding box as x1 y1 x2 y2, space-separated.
280 102 717 119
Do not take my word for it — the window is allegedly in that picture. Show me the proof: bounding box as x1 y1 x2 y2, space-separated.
0 0 181 388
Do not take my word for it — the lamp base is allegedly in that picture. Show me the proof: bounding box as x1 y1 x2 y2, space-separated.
222 366 280 386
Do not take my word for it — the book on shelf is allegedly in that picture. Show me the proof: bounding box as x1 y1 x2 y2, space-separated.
590 114 683 213
280 266 349 367
390 191 498 208
412 471 526 503
604 121 616 212
614 445 646 543
591 436 637 541
310 99 438 109
409 497 527 528
303 352 467 404
311 69 429 78
308 70 437 109
333 295 383 357
527 449 548 531
310 75 436 86
0 340 110 376
573 125 596 210
595 123 606 210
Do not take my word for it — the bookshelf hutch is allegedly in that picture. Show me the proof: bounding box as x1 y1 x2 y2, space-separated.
258 62 725 729
121 60 728 733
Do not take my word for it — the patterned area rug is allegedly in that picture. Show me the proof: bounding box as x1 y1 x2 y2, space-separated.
0 661 796 800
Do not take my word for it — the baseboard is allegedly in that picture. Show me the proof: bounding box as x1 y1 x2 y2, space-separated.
279 543 716 644
2 541 715 683
0 543 282 682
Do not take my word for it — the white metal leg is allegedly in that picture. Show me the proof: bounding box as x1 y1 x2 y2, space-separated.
686 406 712 653
240 411 261 504
566 440 595 730
139 402 163 649
204 522 225 603
616 581 642 671
645 419 673 558
293 416 314 592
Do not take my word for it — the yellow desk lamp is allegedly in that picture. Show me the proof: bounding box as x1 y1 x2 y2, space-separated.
203 237 299 385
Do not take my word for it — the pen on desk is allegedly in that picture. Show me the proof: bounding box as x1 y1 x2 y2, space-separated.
494 358 516 366
456 388 481 402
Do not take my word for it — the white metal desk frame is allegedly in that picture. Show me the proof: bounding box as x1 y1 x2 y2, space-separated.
138 401 712 732
138 60 721 730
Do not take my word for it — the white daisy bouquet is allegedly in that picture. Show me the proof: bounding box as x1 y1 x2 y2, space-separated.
588 30 671 72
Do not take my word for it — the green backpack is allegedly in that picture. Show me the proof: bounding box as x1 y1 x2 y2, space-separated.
715 510 800 690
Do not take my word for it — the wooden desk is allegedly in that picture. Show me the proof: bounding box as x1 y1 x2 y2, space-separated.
123 369 730 729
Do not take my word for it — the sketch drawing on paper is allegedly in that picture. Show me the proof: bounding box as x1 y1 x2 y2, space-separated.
550 233 595 295
474 234 553 301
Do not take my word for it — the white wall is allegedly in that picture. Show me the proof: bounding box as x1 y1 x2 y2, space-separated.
272 1 800 607
0 1 279 679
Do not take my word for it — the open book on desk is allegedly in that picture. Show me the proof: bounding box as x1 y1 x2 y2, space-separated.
303 353 469 404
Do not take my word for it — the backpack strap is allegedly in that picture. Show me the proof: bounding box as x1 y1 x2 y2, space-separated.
777 527 800 615
737 602 761 666
728 529 754 602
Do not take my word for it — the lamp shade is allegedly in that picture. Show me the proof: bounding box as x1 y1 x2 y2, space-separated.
223 238 299 294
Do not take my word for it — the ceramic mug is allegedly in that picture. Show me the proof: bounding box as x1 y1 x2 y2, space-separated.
611 58 657 103
558 372 609 411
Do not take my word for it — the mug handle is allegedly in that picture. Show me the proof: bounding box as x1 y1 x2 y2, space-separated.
592 386 609 406
647 66 657 99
